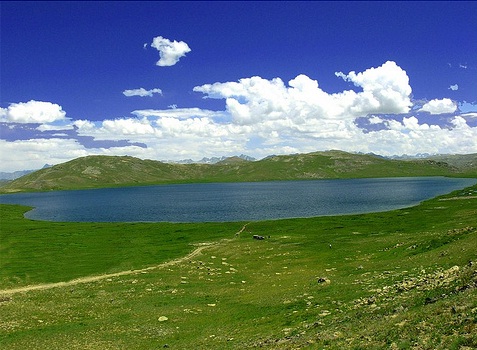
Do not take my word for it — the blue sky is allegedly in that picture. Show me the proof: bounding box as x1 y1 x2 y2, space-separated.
1 1 476 172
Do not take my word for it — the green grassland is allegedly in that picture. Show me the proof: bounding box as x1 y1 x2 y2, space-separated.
1 181 477 349
3 150 476 193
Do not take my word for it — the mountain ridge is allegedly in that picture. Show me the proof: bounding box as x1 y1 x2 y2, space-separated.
1 150 475 193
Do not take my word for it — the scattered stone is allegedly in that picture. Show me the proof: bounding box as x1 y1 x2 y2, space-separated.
319 310 331 317
395 320 407 327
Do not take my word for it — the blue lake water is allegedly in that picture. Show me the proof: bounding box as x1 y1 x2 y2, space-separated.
0 177 475 223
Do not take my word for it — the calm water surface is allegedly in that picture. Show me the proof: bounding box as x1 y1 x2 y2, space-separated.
0 177 475 223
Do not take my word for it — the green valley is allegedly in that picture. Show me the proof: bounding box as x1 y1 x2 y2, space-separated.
0 150 476 349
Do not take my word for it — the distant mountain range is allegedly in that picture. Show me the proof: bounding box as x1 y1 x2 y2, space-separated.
0 170 35 181
1 150 476 193
0 164 53 181
168 154 256 165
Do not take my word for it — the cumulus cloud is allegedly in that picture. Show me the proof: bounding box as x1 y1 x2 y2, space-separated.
74 118 155 138
419 98 457 114
449 84 459 91
0 100 66 123
151 35 191 67
334 61 412 114
194 61 413 127
122 88 163 97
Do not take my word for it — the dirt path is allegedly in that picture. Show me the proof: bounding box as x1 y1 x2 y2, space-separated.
0 224 249 296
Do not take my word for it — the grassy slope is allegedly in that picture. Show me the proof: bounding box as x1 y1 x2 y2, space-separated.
1 150 470 193
1 182 476 349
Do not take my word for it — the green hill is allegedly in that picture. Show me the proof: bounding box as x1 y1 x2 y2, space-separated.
1 150 475 193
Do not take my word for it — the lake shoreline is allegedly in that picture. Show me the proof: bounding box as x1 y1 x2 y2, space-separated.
1 177 475 224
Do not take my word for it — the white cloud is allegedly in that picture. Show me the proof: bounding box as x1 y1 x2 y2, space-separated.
0 138 88 172
419 98 457 114
3 62 477 172
449 84 458 91
359 120 477 156
194 61 413 127
368 115 384 124
123 88 163 97
132 107 225 120
461 112 477 119
102 118 156 135
74 118 155 138
334 61 412 114
37 122 75 132
0 100 66 123
151 36 191 67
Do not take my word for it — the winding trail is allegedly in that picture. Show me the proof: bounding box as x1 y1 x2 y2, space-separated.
0 224 250 297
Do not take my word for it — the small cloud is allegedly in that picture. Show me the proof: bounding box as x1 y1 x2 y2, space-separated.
132 107 224 120
151 35 191 67
37 121 74 132
459 63 468 69
419 98 457 114
143 43 148 49
122 88 163 97
449 84 459 91
368 115 384 124
0 100 67 123
461 112 477 119
168 104 178 109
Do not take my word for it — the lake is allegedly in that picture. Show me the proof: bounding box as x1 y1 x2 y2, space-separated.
0 177 475 223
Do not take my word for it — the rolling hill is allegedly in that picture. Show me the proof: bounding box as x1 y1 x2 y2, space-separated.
1 150 475 193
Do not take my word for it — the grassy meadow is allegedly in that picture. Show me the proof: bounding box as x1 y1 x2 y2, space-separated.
1 183 477 349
